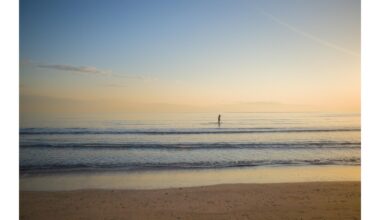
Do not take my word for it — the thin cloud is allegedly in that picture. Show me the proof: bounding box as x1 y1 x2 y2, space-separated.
111 72 143 79
101 83 128 88
31 61 157 81
109 72 158 82
260 10 359 57
37 63 109 75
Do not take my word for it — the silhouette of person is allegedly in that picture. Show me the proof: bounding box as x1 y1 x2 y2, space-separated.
218 114 221 126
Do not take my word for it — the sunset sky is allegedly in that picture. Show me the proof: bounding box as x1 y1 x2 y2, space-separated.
20 0 360 113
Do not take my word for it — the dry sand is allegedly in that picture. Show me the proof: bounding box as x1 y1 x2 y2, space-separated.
20 181 360 220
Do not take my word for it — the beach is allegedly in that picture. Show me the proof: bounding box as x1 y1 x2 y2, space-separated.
21 181 360 220
18 0 362 219
19 112 361 219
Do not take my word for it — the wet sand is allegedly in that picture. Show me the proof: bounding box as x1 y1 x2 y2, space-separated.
20 181 360 220
20 165 360 191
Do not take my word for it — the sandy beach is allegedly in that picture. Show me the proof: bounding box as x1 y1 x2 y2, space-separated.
20 181 360 220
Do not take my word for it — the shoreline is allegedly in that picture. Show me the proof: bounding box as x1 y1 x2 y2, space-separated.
20 165 360 191
21 181 360 220
20 163 361 176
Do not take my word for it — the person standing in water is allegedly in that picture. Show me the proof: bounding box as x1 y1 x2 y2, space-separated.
218 114 221 126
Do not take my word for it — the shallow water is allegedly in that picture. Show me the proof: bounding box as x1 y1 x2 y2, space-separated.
20 112 360 173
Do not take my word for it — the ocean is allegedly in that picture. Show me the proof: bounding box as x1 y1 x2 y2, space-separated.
20 112 360 174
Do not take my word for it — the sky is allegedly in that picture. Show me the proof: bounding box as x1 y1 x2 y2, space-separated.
20 0 360 114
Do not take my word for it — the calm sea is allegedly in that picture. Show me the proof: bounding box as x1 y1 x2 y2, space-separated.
20 112 360 174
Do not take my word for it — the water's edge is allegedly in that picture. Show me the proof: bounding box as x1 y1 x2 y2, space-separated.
20 165 361 191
